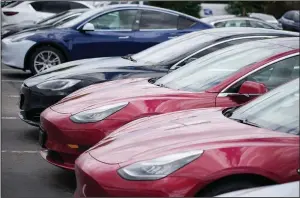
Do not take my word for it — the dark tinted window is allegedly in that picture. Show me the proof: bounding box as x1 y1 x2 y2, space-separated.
284 11 294 20
178 16 196 29
139 10 178 29
69 2 88 9
293 12 300 22
214 21 226 27
31 1 71 13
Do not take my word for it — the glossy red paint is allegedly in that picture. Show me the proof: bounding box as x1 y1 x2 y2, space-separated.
40 49 299 170
74 108 300 197
238 81 268 95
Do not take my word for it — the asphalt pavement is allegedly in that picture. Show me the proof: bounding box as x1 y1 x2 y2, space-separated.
1 64 76 198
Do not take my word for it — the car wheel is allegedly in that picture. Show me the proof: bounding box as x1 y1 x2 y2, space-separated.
28 46 66 75
196 180 264 197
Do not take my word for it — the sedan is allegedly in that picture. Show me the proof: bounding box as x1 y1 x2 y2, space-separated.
1 1 93 25
39 37 300 170
19 27 299 126
200 15 281 29
2 8 90 39
74 78 299 197
2 4 212 74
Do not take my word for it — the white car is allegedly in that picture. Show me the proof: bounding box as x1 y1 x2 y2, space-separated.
216 181 300 197
248 12 282 29
2 1 94 26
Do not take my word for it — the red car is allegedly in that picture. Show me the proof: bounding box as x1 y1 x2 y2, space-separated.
74 78 300 197
39 37 300 170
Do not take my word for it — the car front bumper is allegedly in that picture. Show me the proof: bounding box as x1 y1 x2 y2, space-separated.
1 38 35 70
19 83 66 126
39 107 128 170
74 152 200 197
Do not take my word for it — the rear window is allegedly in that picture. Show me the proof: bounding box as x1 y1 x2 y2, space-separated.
3 1 22 8
178 16 196 29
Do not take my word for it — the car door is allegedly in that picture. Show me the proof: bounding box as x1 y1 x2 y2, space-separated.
215 54 300 107
132 9 195 53
71 9 139 59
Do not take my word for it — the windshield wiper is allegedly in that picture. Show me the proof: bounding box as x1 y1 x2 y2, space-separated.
121 54 136 62
231 118 261 128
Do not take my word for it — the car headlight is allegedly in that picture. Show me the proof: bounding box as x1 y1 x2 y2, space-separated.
10 32 35 42
117 150 204 181
70 102 128 123
36 79 81 90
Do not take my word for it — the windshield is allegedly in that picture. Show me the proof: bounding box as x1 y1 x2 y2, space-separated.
230 78 299 135
154 41 288 92
57 8 105 28
37 11 70 25
131 32 216 65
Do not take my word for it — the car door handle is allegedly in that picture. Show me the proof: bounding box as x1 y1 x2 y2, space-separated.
168 36 177 39
118 36 129 39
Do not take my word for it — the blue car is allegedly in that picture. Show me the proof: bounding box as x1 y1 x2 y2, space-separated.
279 10 300 32
2 4 212 74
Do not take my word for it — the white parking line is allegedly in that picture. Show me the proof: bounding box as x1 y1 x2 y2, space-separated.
2 150 39 153
2 117 18 119
1 80 23 82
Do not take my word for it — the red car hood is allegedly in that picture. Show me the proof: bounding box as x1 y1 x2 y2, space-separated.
51 78 199 114
88 108 297 164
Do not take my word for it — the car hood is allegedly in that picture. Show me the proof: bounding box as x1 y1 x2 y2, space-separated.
24 57 142 87
88 108 297 164
50 78 198 114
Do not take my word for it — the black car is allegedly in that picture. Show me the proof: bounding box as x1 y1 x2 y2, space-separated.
279 10 300 32
19 27 299 126
1 8 89 39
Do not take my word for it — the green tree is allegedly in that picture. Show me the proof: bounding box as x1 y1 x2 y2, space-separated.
149 1 201 18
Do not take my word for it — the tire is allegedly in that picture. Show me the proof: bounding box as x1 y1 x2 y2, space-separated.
28 46 66 75
196 180 264 197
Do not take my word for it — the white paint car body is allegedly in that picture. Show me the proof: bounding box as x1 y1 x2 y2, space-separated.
216 181 300 197
2 1 94 26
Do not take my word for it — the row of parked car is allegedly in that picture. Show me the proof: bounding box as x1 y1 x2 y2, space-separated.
2 3 299 75
2 3 300 197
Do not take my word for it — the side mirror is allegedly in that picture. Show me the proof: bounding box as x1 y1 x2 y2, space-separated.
81 23 95 32
239 81 268 95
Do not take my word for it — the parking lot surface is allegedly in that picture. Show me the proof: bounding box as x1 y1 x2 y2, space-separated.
1 64 76 197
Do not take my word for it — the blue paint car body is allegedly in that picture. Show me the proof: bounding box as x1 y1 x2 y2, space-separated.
23 5 212 62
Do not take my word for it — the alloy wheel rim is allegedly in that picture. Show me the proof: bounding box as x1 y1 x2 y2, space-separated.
33 51 61 73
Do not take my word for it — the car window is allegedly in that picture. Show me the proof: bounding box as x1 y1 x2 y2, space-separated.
69 2 89 9
54 14 81 26
214 21 226 28
139 10 178 29
178 16 196 29
224 20 250 27
284 11 294 20
31 1 70 13
249 20 274 29
226 55 300 93
89 10 138 30
154 42 288 92
175 37 274 68
231 79 299 135
293 12 300 22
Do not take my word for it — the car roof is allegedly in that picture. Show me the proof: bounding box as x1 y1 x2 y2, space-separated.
200 16 270 23
198 27 299 37
90 4 203 21
254 37 300 49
